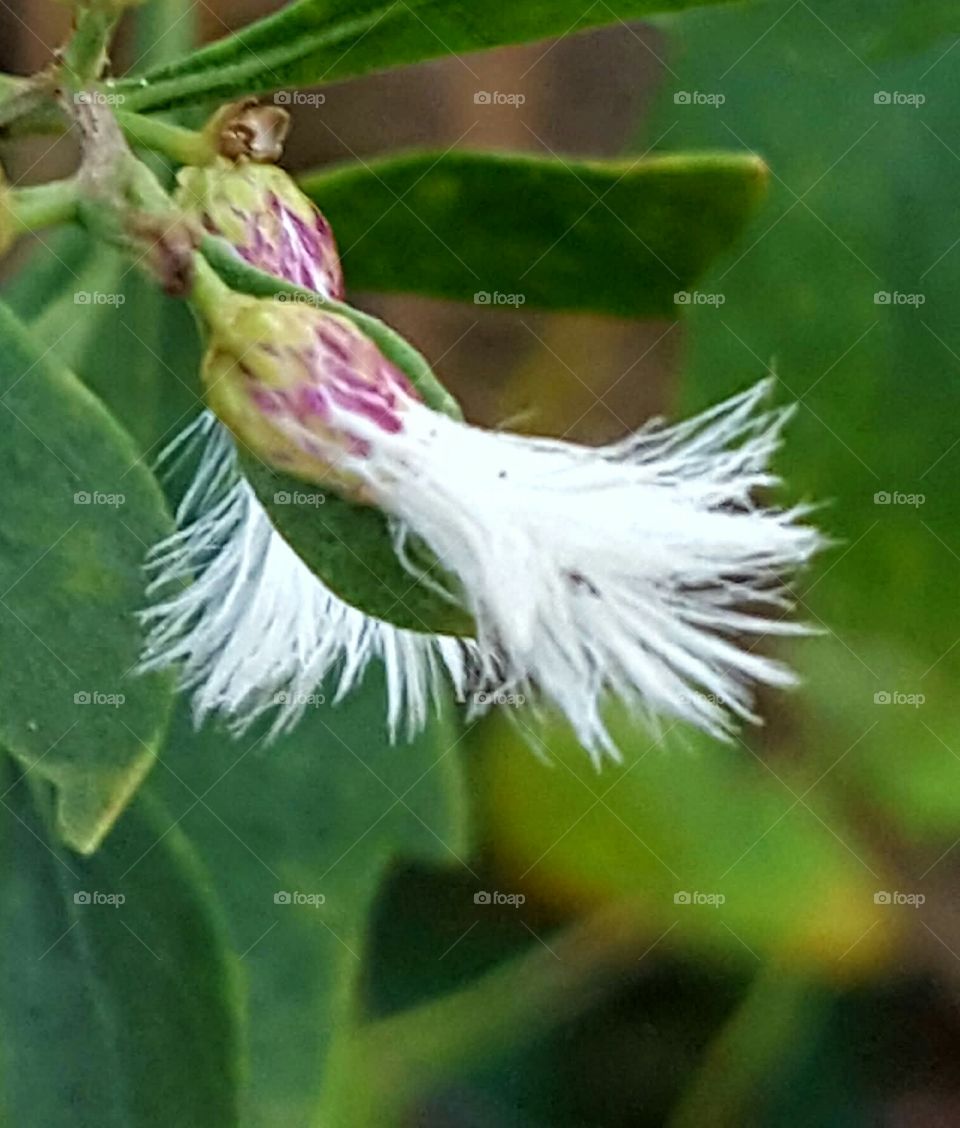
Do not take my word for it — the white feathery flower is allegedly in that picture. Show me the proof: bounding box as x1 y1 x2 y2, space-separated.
157 157 821 758
142 367 820 760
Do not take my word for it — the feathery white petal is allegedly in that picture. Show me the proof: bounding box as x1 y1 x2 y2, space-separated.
139 413 475 740
327 377 822 761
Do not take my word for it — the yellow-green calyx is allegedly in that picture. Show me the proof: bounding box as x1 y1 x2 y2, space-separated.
194 263 418 504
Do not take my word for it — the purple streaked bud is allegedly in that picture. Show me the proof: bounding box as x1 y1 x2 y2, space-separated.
196 278 419 502
176 160 344 300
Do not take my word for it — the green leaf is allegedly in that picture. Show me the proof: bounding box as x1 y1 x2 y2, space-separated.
1 227 92 319
302 149 768 317
0 299 175 852
27 243 203 455
0 759 242 1126
148 684 469 1126
117 0 741 112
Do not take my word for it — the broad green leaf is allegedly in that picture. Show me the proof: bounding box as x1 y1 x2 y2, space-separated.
28 243 202 455
471 713 893 977
1 227 91 319
647 0 960 842
302 149 768 317
117 0 741 113
148 683 469 1126
0 759 242 1126
0 300 174 852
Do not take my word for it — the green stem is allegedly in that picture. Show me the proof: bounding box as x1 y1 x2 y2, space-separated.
191 254 235 322
133 0 198 70
666 964 830 1128
318 898 654 1126
116 111 214 166
6 179 79 235
62 6 120 82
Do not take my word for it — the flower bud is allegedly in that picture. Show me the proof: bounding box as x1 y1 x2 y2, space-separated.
177 159 344 300
199 287 417 504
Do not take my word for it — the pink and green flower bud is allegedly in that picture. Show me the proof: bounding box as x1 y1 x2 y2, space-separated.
195 272 417 505
177 159 344 300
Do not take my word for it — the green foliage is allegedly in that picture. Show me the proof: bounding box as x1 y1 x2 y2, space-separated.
303 149 768 317
472 712 891 975
0 300 174 853
0 758 242 1126
117 0 741 112
147 686 468 1125
648 0 960 840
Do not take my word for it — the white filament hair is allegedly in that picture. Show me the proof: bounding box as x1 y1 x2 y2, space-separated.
139 412 479 742
321 377 822 760
142 379 821 760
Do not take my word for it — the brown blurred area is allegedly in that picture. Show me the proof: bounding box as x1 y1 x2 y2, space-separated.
0 0 682 439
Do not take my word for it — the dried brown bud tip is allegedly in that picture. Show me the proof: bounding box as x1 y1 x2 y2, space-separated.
207 98 291 164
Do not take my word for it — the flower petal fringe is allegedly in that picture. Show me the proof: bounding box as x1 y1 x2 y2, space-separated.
141 379 821 761
139 412 478 742
298 375 820 759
